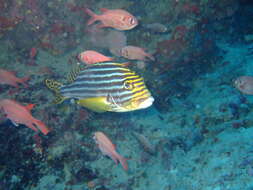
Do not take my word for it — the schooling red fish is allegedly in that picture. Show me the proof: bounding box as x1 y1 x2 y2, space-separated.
30 47 37 59
0 69 29 88
234 76 253 95
78 50 113 64
120 46 155 61
93 131 128 170
85 8 138 31
0 99 50 135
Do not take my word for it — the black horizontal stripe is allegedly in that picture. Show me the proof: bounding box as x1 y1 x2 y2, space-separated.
85 62 125 69
61 75 142 91
75 74 140 83
61 81 146 99
119 87 148 101
63 85 150 106
62 87 129 95
133 82 145 88
62 88 130 98
82 62 130 70
61 81 124 90
79 69 134 78
61 78 145 93
116 91 150 105
106 87 148 104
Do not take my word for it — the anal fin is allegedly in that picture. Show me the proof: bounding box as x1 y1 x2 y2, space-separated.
10 120 19 127
53 94 66 104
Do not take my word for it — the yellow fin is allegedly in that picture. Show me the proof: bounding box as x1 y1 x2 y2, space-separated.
76 97 111 112
44 79 62 93
44 79 66 104
52 94 66 104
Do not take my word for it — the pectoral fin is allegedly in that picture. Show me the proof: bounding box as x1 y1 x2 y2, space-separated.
10 120 19 127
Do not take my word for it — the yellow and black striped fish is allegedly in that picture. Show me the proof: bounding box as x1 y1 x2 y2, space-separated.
45 62 154 112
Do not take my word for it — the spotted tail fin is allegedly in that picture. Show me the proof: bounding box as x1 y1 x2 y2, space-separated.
44 79 66 104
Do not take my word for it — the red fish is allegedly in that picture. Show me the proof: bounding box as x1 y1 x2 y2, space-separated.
93 131 128 170
120 46 155 61
30 47 37 59
0 69 29 88
0 99 50 135
85 8 138 30
78 50 113 64
234 76 253 95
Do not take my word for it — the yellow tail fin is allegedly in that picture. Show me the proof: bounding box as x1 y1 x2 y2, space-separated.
44 79 66 104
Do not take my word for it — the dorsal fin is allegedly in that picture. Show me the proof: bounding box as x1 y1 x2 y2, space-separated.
67 63 81 83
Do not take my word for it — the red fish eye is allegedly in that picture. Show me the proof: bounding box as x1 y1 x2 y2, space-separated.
237 80 243 86
129 17 135 25
124 50 128 57
120 48 127 57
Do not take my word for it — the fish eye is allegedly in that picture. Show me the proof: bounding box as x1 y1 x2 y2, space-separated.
124 80 134 90
129 17 135 25
234 79 242 86
121 48 128 57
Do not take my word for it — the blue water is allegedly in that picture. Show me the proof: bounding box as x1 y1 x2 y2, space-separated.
0 0 253 189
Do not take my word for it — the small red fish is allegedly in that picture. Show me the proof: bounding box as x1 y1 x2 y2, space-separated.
78 50 113 64
93 131 128 170
234 76 253 95
30 47 37 59
0 69 29 88
85 8 138 31
0 99 50 135
120 46 155 61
